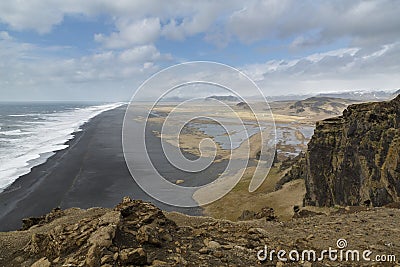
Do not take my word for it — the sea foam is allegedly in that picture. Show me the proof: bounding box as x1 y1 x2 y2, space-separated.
0 102 124 192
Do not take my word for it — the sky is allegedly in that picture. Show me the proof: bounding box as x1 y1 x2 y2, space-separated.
0 0 399 101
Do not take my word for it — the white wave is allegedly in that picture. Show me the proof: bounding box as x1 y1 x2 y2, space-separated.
0 102 124 192
0 129 32 136
8 113 43 117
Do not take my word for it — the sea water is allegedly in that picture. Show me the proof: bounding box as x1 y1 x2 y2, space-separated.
0 102 123 192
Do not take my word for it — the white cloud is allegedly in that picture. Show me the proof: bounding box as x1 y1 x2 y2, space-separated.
242 43 400 95
225 0 400 50
0 1 240 44
95 17 161 48
119 45 157 62
160 2 228 42
0 35 173 100
118 45 172 63
0 1 399 48
161 19 186 41
227 0 292 43
0 1 399 100
47 46 169 82
0 31 12 40
0 1 60 33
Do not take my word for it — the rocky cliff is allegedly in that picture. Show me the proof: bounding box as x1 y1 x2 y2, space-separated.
1 198 400 266
286 95 400 207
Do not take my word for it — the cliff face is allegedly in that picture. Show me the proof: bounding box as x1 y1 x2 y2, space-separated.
289 95 400 207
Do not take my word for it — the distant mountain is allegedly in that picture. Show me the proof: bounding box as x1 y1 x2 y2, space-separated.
268 94 314 101
205 95 240 102
393 89 400 96
236 101 250 109
288 96 357 116
267 90 398 102
316 90 394 101
158 96 187 102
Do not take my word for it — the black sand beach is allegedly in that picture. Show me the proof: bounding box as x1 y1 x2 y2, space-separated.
0 105 220 231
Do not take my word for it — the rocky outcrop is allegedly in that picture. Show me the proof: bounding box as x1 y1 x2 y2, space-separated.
3 198 271 266
205 95 240 102
21 208 64 231
275 153 306 190
289 97 352 115
236 101 250 110
237 207 277 221
2 198 400 266
20 198 179 267
290 95 400 207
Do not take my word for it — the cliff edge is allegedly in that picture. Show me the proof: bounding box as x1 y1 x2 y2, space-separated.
1 198 400 266
284 95 400 207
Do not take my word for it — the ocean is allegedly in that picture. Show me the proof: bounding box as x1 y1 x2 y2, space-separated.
0 102 123 192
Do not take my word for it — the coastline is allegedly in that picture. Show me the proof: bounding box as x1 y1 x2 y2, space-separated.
0 105 204 231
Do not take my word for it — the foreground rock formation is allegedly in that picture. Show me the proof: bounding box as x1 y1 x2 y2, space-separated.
0 199 400 266
283 95 400 207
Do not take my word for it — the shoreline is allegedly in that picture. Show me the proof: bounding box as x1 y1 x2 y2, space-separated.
0 105 205 231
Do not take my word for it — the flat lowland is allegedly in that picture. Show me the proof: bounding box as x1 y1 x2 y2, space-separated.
149 98 357 221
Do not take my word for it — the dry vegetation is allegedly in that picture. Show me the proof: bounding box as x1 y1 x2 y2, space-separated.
146 98 356 221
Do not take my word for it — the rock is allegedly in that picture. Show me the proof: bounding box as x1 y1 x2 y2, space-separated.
221 244 234 250
207 240 221 250
199 247 209 254
275 153 306 190
31 257 51 267
237 210 256 220
21 208 64 230
101 255 113 264
4 197 400 266
257 207 277 221
248 228 268 237
22 217 42 231
213 250 223 258
306 234 314 240
113 252 119 261
14 256 24 263
293 205 300 213
136 224 161 246
286 95 400 207
152 259 169 266
63 257 79 266
238 207 277 221
384 202 400 209
119 248 147 266
160 232 173 242
172 255 187 264
25 233 47 254
293 209 325 218
86 245 101 267
122 196 132 203
88 224 117 248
